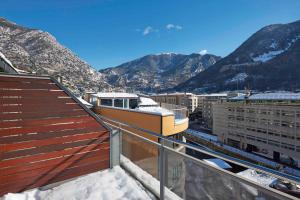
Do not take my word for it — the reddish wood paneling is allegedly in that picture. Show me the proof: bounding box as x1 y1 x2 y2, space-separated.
0 75 110 196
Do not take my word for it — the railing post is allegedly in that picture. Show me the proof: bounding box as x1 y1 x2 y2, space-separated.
110 129 121 168
159 139 165 200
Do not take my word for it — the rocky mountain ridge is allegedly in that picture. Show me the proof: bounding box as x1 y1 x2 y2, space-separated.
0 17 110 95
100 53 221 92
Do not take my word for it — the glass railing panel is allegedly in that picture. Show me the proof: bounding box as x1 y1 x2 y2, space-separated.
164 146 287 200
121 129 159 179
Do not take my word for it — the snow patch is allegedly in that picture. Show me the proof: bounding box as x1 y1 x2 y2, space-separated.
0 51 14 67
186 129 218 142
252 50 284 62
238 169 276 187
121 155 181 200
138 97 158 106
2 166 154 200
252 35 300 62
225 73 248 84
135 106 173 116
203 158 232 169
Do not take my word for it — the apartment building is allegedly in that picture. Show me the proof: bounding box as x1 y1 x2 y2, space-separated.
151 92 198 113
197 93 228 130
213 92 300 167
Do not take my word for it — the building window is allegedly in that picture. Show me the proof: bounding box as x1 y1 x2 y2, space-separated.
101 99 112 106
114 99 123 108
91 97 98 106
129 99 138 109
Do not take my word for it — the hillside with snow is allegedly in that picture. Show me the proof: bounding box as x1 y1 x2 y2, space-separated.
175 20 300 92
100 53 221 92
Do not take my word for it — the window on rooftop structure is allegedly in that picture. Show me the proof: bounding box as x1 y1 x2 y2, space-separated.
101 99 112 106
123 99 128 109
114 99 124 108
91 97 98 105
129 99 138 109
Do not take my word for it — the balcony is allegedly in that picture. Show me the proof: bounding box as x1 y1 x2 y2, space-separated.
2 112 300 199
104 116 300 200
1 79 299 200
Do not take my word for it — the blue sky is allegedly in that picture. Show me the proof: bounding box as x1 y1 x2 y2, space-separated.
1 0 300 69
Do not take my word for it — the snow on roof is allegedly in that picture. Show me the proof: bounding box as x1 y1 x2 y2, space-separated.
197 93 228 97
152 92 195 96
203 158 232 169
0 51 27 74
232 92 300 100
2 166 154 200
237 169 277 187
135 106 173 116
186 129 218 142
139 97 158 106
0 51 14 67
91 92 138 98
76 96 93 108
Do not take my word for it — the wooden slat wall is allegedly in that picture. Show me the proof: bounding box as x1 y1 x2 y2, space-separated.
0 75 110 196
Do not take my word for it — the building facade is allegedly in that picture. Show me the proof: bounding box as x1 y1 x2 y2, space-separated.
197 94 228 130
213 93 300 167
151 93 198 113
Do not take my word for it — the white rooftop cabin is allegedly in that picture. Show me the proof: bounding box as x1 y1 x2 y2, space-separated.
90 92 139 109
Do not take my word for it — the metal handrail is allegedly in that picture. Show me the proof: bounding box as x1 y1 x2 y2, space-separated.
103 117 298 200
97 114 300 185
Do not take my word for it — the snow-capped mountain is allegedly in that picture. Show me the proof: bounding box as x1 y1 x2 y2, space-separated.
175 20 300 92
0 17 110 95
100 53 220 92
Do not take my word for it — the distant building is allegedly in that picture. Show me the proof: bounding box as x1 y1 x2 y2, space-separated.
151 92 198 113
213 92 300 167
197 93 228 130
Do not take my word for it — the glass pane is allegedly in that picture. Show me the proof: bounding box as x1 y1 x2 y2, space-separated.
121 130 159 179
164 147 285 200
114 99 123 108
129 99 138 109
124 99 128 109
101 99 112 106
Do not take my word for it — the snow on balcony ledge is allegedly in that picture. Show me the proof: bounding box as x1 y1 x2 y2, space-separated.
120 155 182 200
175 118 188 125
2 166 155 200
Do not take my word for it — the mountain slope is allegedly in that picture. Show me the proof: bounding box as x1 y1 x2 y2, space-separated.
175 20 300 92
0 17 110 94
100 53 221 92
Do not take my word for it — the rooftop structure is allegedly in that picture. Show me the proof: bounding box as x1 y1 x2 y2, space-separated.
85 92 189 137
